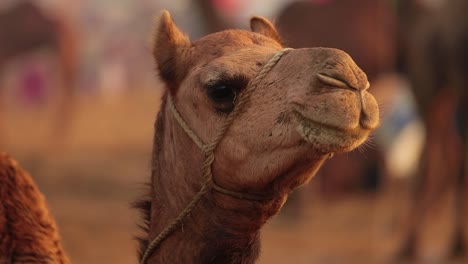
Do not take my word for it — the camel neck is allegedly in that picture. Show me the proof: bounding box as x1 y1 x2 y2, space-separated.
145 101 285 263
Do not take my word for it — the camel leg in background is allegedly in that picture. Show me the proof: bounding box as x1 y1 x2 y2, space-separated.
0 153 69 263
48 16 78 150
461 115 468 255
412 92 462 261
0 70 5 149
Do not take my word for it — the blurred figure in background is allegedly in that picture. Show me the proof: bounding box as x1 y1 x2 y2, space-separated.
0 0 78 148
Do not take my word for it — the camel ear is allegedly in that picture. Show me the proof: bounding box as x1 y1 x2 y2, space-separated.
250 16 281 43
153 10 191 90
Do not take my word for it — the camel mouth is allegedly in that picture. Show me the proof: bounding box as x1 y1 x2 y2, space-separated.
292 109 370 153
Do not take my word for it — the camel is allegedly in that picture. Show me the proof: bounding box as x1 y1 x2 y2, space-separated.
0 1 77 147
0 153 69 263
0 10 378 263
134 11 379 263
396 0 468 260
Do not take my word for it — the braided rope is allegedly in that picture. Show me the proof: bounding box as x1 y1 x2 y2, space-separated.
140 48 292 263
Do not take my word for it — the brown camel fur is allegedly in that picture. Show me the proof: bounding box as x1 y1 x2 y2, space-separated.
0 153 69 263
0 1 77 147
135 11 379 263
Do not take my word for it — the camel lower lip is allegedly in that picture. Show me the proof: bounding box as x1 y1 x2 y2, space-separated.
292 110 369 152
293 110 354 133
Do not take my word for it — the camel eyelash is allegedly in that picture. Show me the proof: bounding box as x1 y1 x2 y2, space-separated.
206 74 249 91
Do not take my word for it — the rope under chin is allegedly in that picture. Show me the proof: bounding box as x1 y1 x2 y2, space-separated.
140 48 292 264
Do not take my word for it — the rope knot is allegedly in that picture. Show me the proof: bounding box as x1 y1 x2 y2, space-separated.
202 143 217 155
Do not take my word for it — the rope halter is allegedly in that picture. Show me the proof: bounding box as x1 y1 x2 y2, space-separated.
140 48 292 264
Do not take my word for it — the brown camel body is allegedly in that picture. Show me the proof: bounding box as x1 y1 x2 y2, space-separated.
397 0 468 260
0 153 69 263
136 11 379 263
0 1 77 147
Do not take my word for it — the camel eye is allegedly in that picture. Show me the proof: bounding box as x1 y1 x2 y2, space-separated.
207 85 236 102
205 74 249 113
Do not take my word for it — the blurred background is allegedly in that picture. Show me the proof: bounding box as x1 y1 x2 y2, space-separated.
1 0 467 263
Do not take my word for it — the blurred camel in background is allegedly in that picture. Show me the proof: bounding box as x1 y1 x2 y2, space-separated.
276 0 396 82
0 1 78 148
397 0 468 260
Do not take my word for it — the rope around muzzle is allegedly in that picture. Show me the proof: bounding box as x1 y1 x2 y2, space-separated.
140 48 292 263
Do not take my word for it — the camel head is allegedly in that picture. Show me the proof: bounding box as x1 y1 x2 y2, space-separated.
153 11 379 200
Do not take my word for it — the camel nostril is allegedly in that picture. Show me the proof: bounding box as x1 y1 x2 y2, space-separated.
316 73 351 89
317 53 369 91
316 71 369 91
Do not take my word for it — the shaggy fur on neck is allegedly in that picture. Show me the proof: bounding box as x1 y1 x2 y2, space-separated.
0 153 69 263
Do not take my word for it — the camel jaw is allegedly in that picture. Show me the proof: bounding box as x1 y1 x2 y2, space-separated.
293 110 370 154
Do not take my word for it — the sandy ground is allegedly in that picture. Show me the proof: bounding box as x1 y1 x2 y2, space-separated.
2 88 465 264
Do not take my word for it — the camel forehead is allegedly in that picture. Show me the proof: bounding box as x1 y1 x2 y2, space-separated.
193 29 282 55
